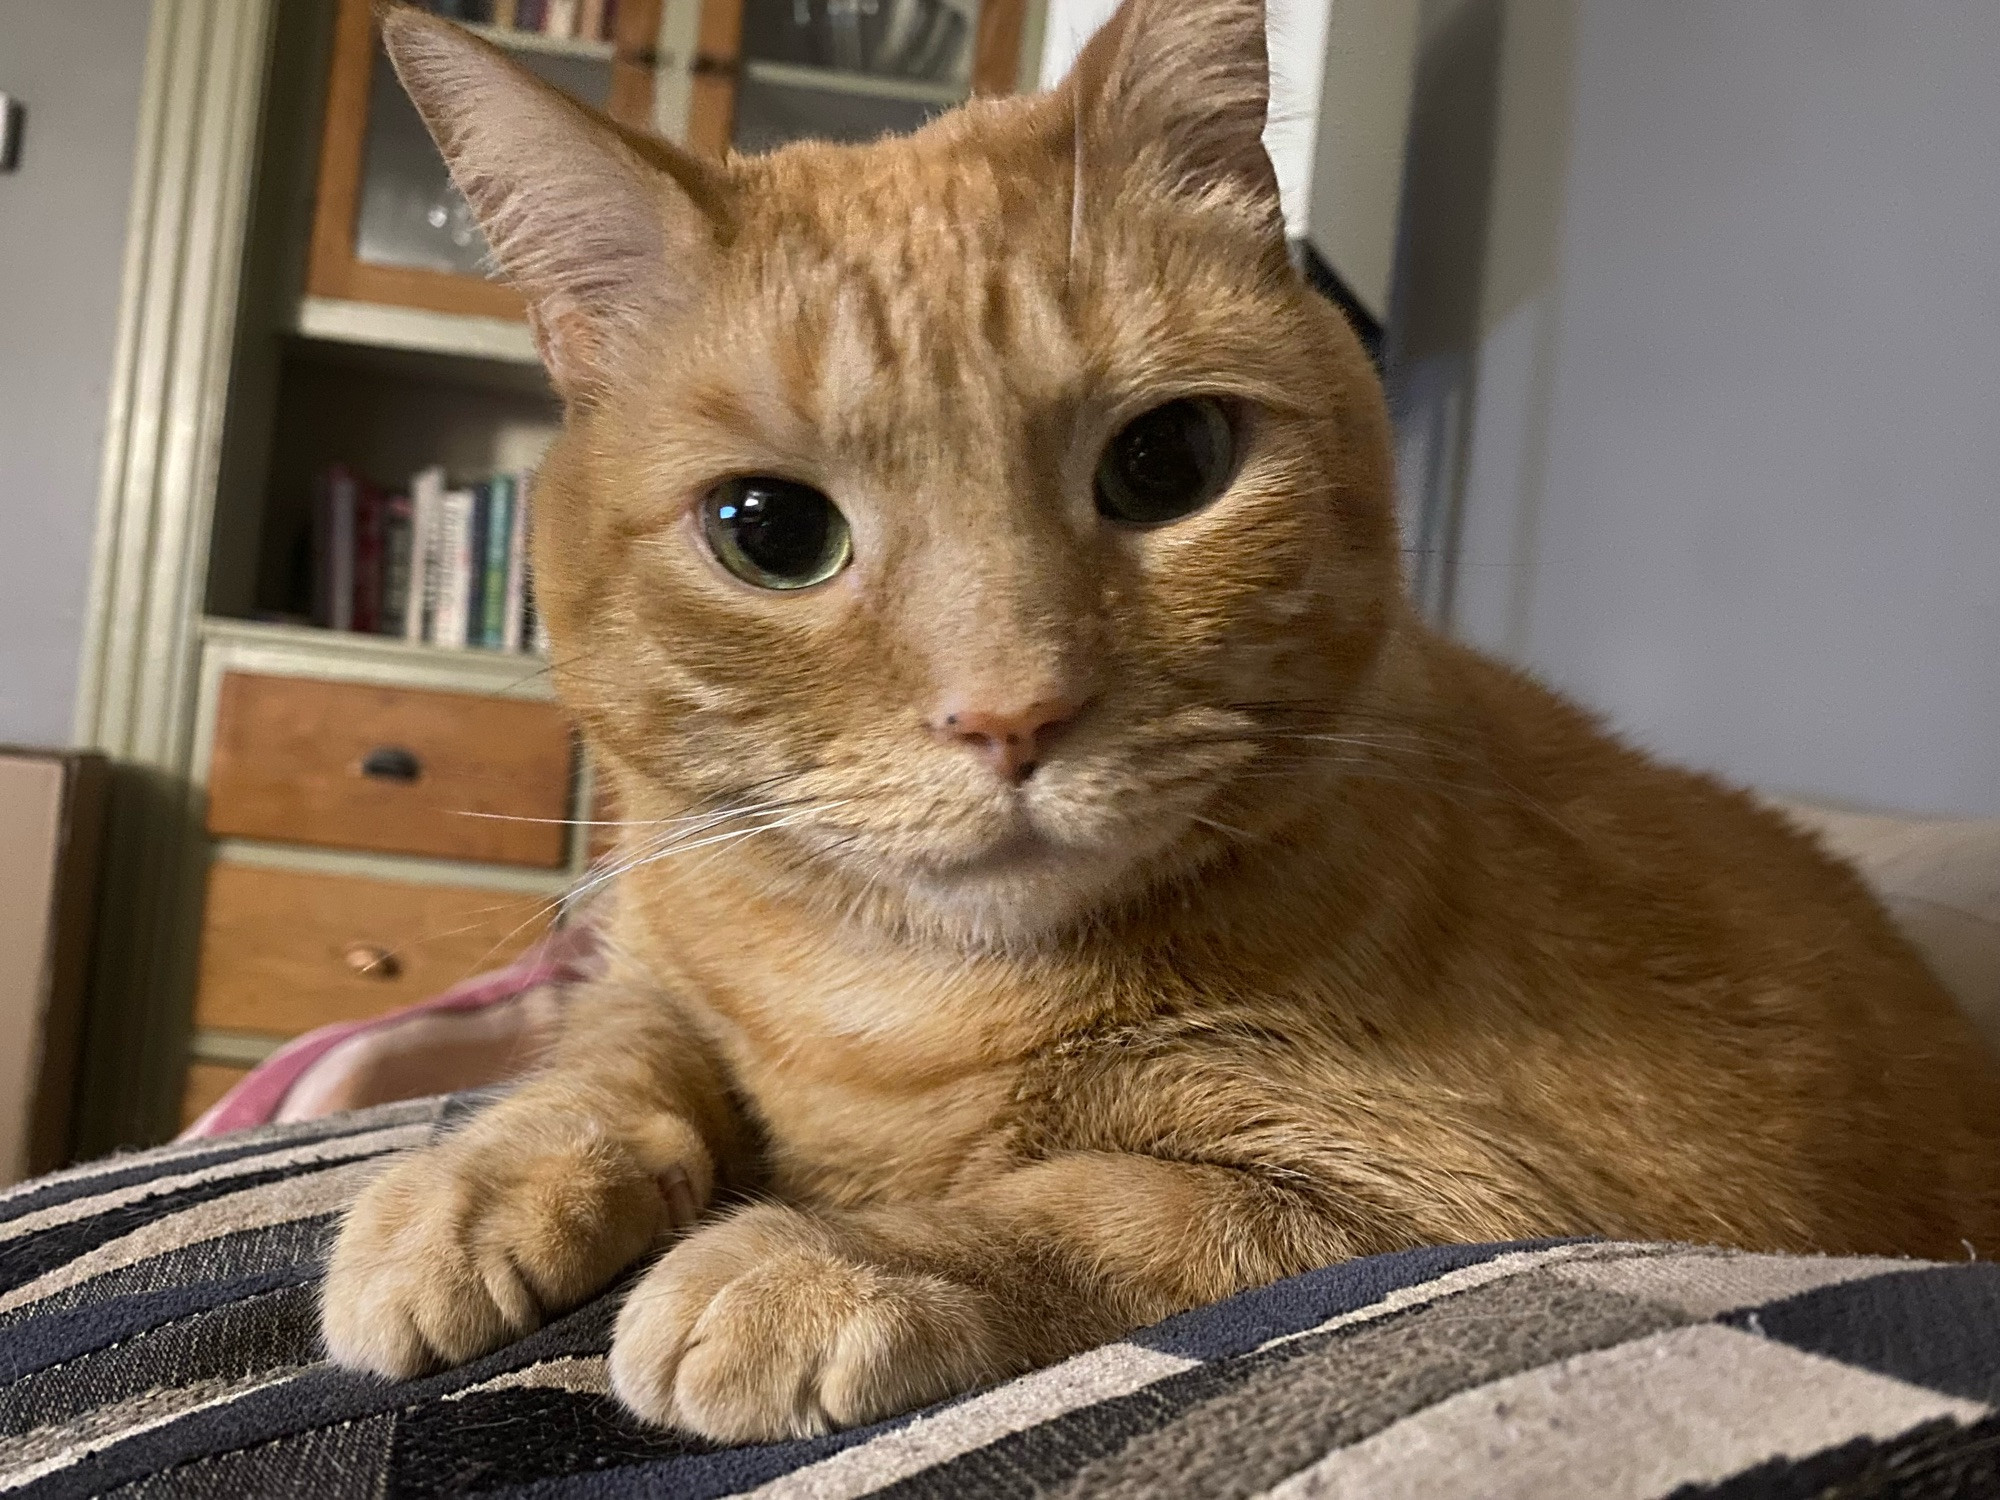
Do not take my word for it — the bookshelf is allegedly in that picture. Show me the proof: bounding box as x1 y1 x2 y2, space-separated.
70 0 1049 1155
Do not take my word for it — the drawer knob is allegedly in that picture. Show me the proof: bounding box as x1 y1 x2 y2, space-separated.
359 746 422 783
342 943 402 980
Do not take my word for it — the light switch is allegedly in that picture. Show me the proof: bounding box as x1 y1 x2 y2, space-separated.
0 95 23 174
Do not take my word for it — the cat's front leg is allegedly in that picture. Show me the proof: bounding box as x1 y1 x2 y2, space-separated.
609 1152 1354 1439
322 976 742 1377
321 1083 715 1376
608 1201 1007 1442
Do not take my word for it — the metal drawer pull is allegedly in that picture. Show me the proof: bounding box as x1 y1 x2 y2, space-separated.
359 746 422 782
342 943 401 980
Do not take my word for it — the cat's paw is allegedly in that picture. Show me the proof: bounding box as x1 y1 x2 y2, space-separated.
321 1110 709 1377
608 1203 1001 1441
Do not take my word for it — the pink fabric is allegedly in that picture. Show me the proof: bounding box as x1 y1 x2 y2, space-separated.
179 922 599 1140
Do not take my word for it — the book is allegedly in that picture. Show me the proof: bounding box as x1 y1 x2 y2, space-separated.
465 481 492 648
524 570 547 656
481 474 516 649
313 465 359 634
501 477 530 653
433 488 478 648
599 0 619 43
309 475 333 629
578 0 606 43
544 0 578 40
352 480 384 636
380 494 414 635
405 465 447 642
491 0 517 26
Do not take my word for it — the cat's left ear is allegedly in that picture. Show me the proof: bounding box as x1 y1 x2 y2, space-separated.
1063 0 1283 246
377 3 727 400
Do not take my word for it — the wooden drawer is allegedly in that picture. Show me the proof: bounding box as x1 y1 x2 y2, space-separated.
206 672 574 867
181 1063 249 1127
193 862 555 1039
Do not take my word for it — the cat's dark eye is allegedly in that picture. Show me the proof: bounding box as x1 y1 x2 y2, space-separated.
1094 398 1237 526
701 477 853 591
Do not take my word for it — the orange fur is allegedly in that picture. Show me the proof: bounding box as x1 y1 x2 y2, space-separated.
323 0 2000 1440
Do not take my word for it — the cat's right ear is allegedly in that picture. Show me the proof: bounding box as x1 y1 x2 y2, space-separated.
376 3 726 400
1062 0 1284 249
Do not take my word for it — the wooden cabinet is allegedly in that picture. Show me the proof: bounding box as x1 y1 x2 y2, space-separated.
68 0 1046 1152
193 861 554 1040
206 672 574 867
171 627 588 1124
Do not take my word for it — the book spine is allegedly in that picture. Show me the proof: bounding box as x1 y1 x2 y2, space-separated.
465 481 492 649
405 466 446 641
329 467 357 634
515 0 544 31
491 0 517 27
380 495 414 635
501 475 530 653
599 0 619 44
481 475 514 649
310 469 334 629
578 0 606 44
521 563 544 656
352 482 384 636
435 488 478 649
545 0 578 41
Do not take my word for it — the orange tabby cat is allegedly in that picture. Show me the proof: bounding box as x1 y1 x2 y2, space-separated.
322 0 2000 1442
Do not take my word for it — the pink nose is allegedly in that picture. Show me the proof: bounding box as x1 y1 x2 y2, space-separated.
932 698 1081 783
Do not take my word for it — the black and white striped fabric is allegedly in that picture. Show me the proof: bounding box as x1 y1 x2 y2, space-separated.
7 1097 2000 1498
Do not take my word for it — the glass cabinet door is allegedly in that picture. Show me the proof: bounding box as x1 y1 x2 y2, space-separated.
308 0 1038 319
732 1 981 152
308 0 664 320
354 39 616 278
687 0 1034 157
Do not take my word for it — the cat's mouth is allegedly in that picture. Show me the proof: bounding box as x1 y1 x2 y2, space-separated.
893 796 1175 917
914 826 1071 882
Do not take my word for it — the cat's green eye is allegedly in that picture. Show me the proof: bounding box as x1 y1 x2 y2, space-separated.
1094 397 1237 526
701 477 853 591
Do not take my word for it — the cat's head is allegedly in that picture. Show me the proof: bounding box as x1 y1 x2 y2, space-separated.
382 0 1403 948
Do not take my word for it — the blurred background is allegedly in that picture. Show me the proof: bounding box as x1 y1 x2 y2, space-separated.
0 0 1994 1166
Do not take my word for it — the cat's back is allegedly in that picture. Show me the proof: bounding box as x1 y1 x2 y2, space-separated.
1358 634 2000 1254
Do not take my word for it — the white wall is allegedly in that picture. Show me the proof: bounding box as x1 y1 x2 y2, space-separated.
1415 0 2000 818
0 1 152 748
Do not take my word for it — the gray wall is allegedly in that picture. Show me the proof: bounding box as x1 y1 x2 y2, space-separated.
0 1 153 748
1405 1 2000 817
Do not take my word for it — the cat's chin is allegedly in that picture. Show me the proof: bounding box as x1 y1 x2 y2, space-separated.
889 827 1172 945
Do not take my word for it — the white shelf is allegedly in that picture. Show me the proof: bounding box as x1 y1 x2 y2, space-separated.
742 59 967 109
293 296 542 368
465 21 616 62
200 617 558 701
211 838 576 896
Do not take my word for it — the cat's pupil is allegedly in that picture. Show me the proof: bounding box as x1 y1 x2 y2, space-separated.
1095 398 1235 526
702 477 852 590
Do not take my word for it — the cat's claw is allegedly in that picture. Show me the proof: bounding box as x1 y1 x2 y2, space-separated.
609 1203 1001 1441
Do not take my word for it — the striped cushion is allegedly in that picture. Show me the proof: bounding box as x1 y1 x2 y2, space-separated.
6 1098 2000 1498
